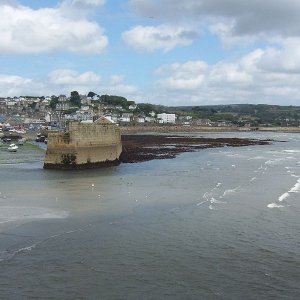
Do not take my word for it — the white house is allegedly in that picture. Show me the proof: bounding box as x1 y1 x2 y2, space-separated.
129 104 137 110
119 117 131 123
58 95 67 102
157 113 176 124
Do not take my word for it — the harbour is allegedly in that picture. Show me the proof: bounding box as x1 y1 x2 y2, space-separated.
0 131 299 299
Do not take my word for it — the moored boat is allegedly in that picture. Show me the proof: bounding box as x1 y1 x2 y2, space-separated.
18 137 26 145
8 143 18 152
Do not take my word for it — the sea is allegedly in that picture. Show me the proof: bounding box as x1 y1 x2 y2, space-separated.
0 132 299 300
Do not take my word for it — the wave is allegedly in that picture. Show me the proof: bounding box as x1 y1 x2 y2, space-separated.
247 156 266 160
291 174 300 178
0 227 84 262
267 203 284 209
0 206 69 223
289 179 300 193
222 186 240 197
278 192 290 202
210 198 226 204
283 150 300 153
265 157 295 165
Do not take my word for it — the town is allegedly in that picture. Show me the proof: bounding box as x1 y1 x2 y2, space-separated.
1 91 300 132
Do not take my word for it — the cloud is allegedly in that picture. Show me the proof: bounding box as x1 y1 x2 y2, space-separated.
151 48 300 105
128 0 300 42
48 69 101 86
0 75 45 97
0 1 108 54
66 0 106 7
122 25 198 52
0 70 138 99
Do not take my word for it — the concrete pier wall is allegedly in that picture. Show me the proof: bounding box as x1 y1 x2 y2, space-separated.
44 121 122 169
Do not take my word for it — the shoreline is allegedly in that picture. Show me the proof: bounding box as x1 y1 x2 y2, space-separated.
119 125 300 134
1 125 300 142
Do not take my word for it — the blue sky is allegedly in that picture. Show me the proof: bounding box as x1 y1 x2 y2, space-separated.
1 0 300 106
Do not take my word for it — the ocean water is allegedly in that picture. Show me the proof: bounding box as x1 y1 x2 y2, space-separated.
0 133 299 299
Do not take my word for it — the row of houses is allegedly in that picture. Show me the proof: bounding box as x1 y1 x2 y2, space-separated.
1 94 238 128
59 111 178 125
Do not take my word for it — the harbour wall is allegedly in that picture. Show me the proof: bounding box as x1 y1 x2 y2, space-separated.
44 122 122 169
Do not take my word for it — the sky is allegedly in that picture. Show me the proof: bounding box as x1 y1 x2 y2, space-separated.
1 0 300 106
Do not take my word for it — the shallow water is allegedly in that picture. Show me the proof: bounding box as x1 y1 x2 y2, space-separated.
0 133 300 299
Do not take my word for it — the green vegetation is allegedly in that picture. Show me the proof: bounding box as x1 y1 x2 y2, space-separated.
176 104 300 126
70 91 81 107
49 96 59 110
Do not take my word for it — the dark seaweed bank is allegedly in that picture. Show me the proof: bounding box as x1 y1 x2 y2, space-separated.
120 134 271 163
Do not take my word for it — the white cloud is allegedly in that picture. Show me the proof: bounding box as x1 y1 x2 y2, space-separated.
151 50 300 105
129 0 300 37
49 69 101 86
67 0 106 7
122 25 198 52
0 2 108 54
155 61 208 90
128 0 300 49
110 75 124 85
0 70 138 99
0 75 43 97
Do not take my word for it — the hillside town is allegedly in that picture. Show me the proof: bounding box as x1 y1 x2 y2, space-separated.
1 92 300 134
0 92 227 132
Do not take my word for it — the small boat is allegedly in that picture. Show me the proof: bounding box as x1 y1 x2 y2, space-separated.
2 137 11 143
8 143 18 152
18 137 26 145
36 133 45 142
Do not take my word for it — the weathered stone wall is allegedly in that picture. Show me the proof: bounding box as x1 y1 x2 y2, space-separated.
44 122 122 169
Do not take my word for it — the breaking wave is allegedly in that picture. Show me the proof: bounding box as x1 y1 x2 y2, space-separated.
289 179 300 193
267 203 284 209
278 192 290 202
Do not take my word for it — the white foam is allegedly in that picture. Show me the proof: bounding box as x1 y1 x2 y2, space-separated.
247 156 266 160
283 150 300 153
210 198 226 204
289 179 300 193
250 177 257 182
216 182 222 187
0 206 69 223
223 186 240 197
267 203 284 208
265 157 294 166
278 192 290 202
0 229 82 262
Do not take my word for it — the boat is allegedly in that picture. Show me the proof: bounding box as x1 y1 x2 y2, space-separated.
36 133 45 142
8 144 18 152
18 137 26 145
2 137 11 143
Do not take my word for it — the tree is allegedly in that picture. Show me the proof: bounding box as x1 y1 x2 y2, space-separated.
70 91 81 107
49 96 59 110
88 91 97 98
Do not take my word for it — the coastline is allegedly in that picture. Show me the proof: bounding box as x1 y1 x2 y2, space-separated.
119 125 300 134
1 125 300 142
